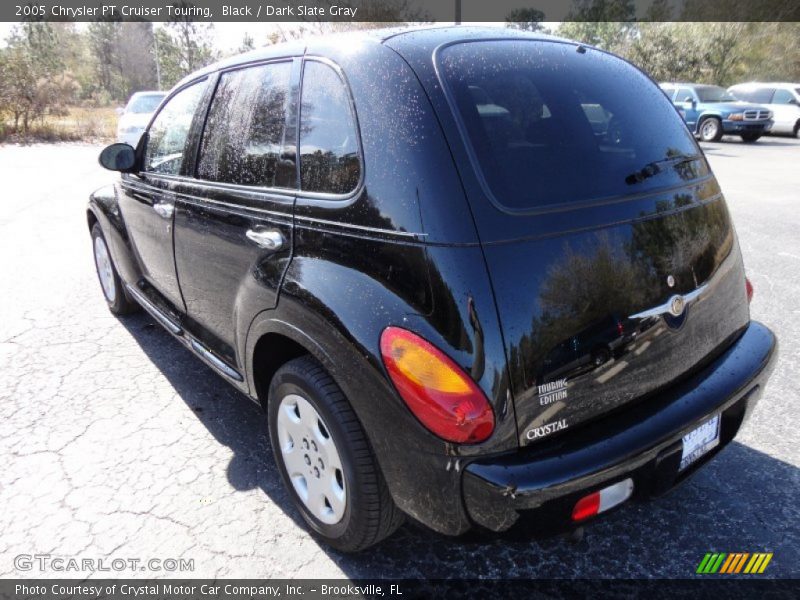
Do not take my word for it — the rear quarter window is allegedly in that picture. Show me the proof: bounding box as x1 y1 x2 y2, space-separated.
437 41 702 212
299 61 361 195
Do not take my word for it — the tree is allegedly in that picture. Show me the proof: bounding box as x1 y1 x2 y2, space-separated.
558 0 636 51
154 18 217 88
0 23 77 133
505 8 546 32
238 32 256 54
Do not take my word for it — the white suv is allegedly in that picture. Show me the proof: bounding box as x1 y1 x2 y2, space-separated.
729 83 800 137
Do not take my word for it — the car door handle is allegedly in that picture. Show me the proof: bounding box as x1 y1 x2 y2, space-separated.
153 202 174 219
245 228 285 251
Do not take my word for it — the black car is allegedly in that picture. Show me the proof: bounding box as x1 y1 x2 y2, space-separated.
89 27 777 551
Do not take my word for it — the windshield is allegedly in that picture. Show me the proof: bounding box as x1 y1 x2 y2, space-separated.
438 41 702 211
695 86 736 103
127 94 166 114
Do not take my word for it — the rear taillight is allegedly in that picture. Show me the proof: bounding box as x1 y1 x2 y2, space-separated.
746 277 754 303
616 320 624 336
379 326 495 444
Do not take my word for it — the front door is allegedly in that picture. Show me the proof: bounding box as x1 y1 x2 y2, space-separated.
770 88 800 133
674 87 699 131
118 80 208 312
173 60 298 370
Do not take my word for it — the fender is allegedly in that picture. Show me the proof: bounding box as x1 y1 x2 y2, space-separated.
87 182 142 287
695 110 724 133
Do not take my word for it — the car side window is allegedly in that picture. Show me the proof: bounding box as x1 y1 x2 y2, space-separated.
144 81 207 175
750 88 776 104
772 89 795 104
299 61 361 195
675 88 694 103
197 62 294 188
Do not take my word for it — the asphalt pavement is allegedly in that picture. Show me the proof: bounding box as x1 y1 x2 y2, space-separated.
1 135 798 579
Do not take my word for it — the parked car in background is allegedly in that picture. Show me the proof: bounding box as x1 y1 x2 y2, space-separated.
660 83 773 142
116 91 167 147
728 82 800 137
89 28 777 551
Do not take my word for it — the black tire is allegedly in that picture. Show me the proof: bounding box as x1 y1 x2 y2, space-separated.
267 355 404 552
740 132 762 143
793 121 800 138
698 117 723 142
592 347 611 367
91 224 138 315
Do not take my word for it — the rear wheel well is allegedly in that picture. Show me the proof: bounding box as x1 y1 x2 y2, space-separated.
252 333 309 411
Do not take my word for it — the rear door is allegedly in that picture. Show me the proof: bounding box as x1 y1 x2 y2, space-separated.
118 80 208 312
172 60 299 374
434 40 751 445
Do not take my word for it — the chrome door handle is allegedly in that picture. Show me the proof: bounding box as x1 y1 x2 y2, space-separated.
153 202 174 219
245 228 285 251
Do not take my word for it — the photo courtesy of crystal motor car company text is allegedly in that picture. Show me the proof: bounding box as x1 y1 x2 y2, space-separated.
88 22 780 552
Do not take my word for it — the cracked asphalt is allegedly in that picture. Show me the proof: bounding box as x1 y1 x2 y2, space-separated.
1 137 798 580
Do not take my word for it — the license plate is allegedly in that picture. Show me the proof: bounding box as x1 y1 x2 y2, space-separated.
680 415 720 471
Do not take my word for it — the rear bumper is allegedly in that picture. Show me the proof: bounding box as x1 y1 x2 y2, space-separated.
462 321 777 533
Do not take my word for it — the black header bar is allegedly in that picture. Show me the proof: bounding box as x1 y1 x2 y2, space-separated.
4 0 800 23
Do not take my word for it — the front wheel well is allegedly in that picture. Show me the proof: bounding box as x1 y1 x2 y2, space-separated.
252 333 310 411
87 210 98 232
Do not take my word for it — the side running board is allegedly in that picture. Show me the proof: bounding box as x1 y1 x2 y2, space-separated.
125 284 244 383
125 284 182 335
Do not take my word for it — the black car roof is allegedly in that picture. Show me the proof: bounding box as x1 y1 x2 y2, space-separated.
174 26 566 90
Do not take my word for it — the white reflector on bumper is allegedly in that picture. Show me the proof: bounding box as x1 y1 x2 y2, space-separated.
599 478 634 512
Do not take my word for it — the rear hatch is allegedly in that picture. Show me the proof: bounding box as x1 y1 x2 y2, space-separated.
435 39 751 445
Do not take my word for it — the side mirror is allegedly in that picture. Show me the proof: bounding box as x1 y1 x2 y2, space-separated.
99 143 137 172
115 106 125 116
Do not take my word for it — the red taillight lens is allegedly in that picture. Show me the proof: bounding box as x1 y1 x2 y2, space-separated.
616 320 624 336
746 277 754 303
379 326 495 444
572 492 601 522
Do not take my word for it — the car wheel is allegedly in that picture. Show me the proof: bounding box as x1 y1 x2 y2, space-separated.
740 132 762 143
268 355 404 552
793 121 800 138
699 117 723 142
91 224 138 315
592 347 611 367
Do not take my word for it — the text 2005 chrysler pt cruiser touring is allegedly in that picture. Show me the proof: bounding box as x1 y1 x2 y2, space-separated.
89 27 777 551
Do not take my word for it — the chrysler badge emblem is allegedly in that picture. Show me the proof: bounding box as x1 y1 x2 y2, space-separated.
669 295 686 317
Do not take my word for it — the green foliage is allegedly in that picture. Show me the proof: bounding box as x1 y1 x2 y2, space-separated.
557 20 800 86
505 8 547 32
154 19 217 88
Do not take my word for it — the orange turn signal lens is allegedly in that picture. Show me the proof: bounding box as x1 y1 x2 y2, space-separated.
380 327 494 444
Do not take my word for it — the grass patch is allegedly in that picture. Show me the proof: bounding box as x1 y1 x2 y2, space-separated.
0 106 117 144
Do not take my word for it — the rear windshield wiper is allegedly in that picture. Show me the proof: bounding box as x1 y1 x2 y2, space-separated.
625 153 701 185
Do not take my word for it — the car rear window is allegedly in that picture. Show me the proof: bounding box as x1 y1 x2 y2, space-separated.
438 41 702 212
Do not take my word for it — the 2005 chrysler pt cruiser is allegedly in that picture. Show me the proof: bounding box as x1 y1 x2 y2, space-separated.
89 27 777 551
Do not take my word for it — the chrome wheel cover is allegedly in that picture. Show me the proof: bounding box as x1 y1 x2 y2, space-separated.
701 119 718 141
276 394 346 524
94 236 116 303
